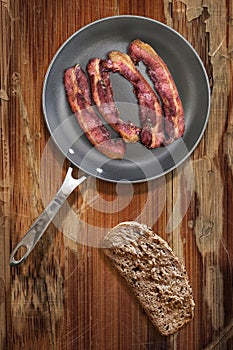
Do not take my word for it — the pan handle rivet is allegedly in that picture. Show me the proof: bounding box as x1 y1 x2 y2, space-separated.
96 168 103 174
68 148 75 154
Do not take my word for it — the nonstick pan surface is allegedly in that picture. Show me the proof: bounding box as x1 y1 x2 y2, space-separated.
42 15 210 183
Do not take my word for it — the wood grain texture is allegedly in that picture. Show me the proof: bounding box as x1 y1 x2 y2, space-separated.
1 0 233 349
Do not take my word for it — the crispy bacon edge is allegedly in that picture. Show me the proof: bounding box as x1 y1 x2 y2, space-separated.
64 64 126 159
87 58 141 143
102 51 165 148
129 39 185 144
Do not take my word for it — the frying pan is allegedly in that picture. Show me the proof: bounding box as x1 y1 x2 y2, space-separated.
9 15 210 266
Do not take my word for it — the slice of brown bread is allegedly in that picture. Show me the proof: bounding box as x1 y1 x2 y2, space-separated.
102 221 195 335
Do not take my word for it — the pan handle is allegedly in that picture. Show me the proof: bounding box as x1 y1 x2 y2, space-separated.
10 167 86 267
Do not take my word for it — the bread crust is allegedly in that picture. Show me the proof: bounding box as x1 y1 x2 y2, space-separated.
102 221 195 335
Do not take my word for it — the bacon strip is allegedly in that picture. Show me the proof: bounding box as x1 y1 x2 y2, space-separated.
129 39 185 143
64 64 126 159
103 52 164 148
87 58 141 143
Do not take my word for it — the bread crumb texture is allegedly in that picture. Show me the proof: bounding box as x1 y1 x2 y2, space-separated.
102 221 195 336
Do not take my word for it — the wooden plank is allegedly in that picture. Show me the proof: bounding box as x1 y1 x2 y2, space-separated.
0 1 13 349
0 0 233 349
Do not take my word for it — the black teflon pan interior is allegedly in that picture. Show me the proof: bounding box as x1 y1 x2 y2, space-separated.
42 15 210 183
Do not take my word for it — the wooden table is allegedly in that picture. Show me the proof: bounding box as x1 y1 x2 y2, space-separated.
1 1 233 349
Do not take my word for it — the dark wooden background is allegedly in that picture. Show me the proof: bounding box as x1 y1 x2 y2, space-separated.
1 0 233 349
